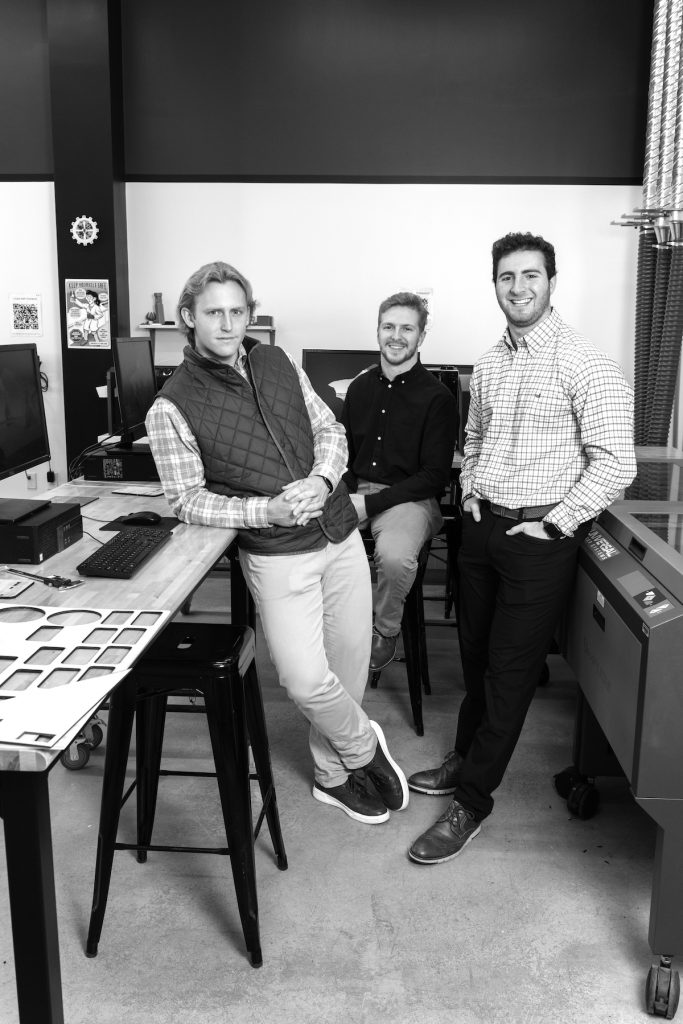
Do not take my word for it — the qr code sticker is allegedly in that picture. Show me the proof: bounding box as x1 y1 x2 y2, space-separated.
13 302 39 332
10 294 42 336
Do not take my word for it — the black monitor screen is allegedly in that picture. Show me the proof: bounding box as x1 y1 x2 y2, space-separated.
112 336 158 448
301 349 379 420
0 343 51 482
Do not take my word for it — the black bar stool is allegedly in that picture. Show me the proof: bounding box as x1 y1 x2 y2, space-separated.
366 538 431 736
86 621 287 969
180 539 256 628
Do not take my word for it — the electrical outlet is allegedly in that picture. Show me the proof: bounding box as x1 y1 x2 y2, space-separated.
26 473 37 490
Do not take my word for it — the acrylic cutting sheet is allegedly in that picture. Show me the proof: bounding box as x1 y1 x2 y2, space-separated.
0 604 171 749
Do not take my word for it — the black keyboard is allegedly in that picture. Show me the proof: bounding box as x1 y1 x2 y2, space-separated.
77 527 173 579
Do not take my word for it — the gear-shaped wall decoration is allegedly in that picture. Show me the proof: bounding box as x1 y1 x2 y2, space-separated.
70 215 99 246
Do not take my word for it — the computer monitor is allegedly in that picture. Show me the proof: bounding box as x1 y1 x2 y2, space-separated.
0 342 52 523
301 349 380 419
111 336 158 449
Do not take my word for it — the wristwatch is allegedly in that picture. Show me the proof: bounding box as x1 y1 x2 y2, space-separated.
542 520 564 540
320 476 333 493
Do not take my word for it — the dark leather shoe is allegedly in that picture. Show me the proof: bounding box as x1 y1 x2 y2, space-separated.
408 750 463 795
359 720 409 811
313 774 389 824
408 799 481 864
370 629 398 670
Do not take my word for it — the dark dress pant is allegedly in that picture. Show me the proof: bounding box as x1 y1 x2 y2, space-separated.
452 505 591 820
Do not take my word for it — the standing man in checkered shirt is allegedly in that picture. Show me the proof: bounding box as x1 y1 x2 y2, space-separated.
407 232 636 865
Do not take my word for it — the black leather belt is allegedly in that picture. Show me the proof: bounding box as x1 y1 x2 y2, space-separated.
481 499 558 521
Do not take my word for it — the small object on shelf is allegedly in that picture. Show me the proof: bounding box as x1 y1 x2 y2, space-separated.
153 292 165 324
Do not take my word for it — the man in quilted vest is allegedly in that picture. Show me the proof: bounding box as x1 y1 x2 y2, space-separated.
146 261 408 826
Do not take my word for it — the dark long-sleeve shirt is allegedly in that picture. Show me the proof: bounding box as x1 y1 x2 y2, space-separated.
341 360 457 518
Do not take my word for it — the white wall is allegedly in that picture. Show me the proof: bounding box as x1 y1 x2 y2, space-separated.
0 182 66 499
0 180 648 507
127 182 642 379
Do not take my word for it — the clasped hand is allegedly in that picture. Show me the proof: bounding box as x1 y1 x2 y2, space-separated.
267 476 329 527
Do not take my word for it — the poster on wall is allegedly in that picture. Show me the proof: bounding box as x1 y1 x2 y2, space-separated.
65 278 110 349
9 293 43 337
414 288 434 331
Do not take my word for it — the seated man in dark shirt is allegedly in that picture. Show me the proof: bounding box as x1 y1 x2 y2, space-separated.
341 292 457 669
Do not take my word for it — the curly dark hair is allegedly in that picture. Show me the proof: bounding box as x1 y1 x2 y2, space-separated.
491 232 557 282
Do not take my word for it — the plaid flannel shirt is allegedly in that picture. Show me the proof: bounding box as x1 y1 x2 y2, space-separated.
145 346 348 529
459 308 636 535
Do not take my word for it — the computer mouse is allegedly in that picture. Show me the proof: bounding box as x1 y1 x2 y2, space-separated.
121 510 163 526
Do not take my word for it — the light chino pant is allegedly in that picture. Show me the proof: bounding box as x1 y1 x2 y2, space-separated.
240 529 375 788
357 481 443 637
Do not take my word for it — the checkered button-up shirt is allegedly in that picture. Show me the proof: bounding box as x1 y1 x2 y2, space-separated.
145 345 348 530
459 308 636 535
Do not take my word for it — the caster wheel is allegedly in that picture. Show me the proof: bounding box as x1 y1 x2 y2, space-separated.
646 963 680 1018
88 723 104 749
554 766 583 800
567 781 599 820
60 742 90 770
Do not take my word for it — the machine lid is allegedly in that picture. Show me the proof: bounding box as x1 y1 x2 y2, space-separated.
628 511 683 557
625 459 683 503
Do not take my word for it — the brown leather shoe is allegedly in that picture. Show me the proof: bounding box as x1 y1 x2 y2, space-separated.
407 750 463 795
370 628 398 670
408 799 481 864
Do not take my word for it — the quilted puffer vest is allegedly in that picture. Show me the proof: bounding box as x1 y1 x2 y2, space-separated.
160 342 358 553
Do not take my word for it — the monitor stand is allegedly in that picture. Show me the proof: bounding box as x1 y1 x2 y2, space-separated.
107 440 151 455
0 498 51 525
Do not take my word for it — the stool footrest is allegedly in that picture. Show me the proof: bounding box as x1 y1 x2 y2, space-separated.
116 842 230 856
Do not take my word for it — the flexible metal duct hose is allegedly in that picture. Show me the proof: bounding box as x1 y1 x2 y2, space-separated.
650 242 683 442
634 460 672 500
644 242 673 435
634 226 658 443
673 28 683 203
644 1 670 207
657 0 683 208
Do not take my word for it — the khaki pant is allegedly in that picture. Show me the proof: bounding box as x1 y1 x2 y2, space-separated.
358 481 443 636
240 529 375 787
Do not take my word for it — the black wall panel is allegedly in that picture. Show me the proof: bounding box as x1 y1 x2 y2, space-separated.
121 0 653 182
0 0 52 178
0 0 654 182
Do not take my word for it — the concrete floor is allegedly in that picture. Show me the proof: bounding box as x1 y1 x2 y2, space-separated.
0 579 661 1024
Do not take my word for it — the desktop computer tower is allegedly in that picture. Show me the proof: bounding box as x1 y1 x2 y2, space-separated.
0 502 83 564
424 364 472 453
425 364 459 399
458 374 471 453
83 445 160 482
